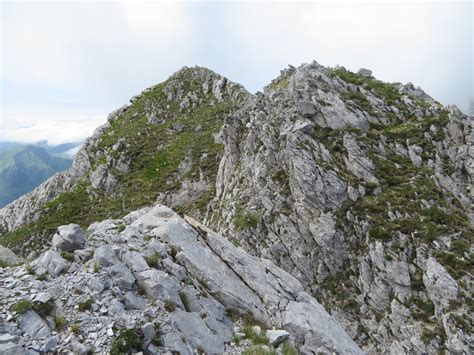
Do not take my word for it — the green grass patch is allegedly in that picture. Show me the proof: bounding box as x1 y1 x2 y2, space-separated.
234 206 259 231
110 328 143 355
10 300 32 314
146 253 161 268
179 291 191 312
0 71 240 254
78 298 94 312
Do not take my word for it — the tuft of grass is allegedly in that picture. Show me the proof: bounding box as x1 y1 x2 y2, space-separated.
179 292 191 312
242 326 269 345
54 315 66 330
110 328 143 355
60 251 74 262
243 346 277 355
234 206 259 231
116 223 126 233
78 298 94 312
151 322 162 346
36 274 48 281
232 334 241 345
146 252 161 268
71 322 80 334
164 301 176 313
93 261 100 273
10 300 33 314
33 299 55 317
24 263 35 275
281 342 299 355
340 91 373 113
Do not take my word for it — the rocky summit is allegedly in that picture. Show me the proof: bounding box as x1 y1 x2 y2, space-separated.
0 61 472 354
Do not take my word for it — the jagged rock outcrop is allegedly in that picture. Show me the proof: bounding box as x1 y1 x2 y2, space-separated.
0 205 361 354
207 62 473 353
0 61 472 353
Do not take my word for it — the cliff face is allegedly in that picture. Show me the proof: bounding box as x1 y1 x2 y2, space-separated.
207 62 473 353
0 61 472 353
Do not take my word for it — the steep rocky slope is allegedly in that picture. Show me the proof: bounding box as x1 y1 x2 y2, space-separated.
0 67 248 254
207 63 473 353
0 205 360 354
0 61 472 353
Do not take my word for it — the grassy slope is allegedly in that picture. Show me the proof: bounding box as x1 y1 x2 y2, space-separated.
309 68 473 345
0 69 242 253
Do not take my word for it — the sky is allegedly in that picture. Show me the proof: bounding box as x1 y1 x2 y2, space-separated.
1 0 472 146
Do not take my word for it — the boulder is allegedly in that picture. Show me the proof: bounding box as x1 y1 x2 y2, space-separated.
135 269 180 304
106 262 136 291
94 245 119 267
0 342 23 355
17 310 51 339
357 68 372 77
297 101 317 117
162 331 191 355
31 250 69 277
42 336 58 352
52 224 87 252
0 246 23 266
123 291 147 310
141 323 156 340
266 329 289 346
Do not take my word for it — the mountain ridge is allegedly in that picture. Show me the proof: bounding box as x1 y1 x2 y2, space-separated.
0 144 72 208
0 62 472 353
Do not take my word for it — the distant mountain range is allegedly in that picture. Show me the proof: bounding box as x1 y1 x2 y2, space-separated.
0 142 80 207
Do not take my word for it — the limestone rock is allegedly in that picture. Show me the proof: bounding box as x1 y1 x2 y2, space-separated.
31 250 69 277
357 68 372 77
266 329 289 346
52 224 87 252
0 246 23 266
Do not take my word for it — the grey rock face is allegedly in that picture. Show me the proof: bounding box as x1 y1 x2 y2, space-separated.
172 309 227 353
423 257 458 314
106 262 136 291
0 204 361 354
135 269 180 304
17 311 51 338
207 61 473 353
357 68 372 77
0 246 23 266
266 329 289 346
123 291 146 310
31 250 69 277
93 246 119 267
0 342 23 355
52 224 87 252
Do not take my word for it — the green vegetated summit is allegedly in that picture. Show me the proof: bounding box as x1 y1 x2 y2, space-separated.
0 62 472 353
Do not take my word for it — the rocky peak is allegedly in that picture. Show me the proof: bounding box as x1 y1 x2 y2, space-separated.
207 61 473 353
0 60 472 353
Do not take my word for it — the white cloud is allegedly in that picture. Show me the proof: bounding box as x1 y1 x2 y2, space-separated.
0 111 107 145
119 2 190 39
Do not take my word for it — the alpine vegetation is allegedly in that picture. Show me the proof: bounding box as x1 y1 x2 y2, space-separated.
0 61 472 354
